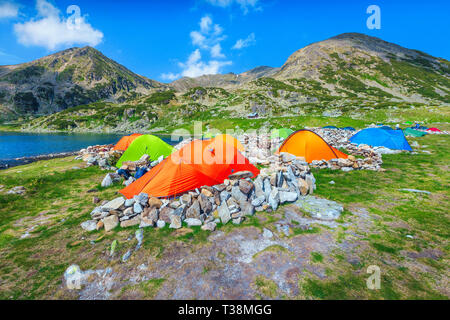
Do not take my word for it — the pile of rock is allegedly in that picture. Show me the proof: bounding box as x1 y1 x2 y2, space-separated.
240 130 382 172
82 156 317 233
76 144 121 170
6 186 26 195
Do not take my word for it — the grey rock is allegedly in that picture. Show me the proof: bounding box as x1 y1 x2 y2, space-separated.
238 179 254 194
232 217 244 225
102 214 119 232
262 228 273 239
201 222 216 231
123 207 134 216
159 206 175 223
251 195 266 207
218 201 231 224
101 174 113 187
294 195 343 220
263 177 272 201
185 218 202 226
253 175 265 198
133 202 143 214
156 220 166 228
124 199 135 207
103 197 125 211
399 188 431 195
220 191 231 202
185 200 201 219
134 193 149 206
279 191 298 204
231 186 248 204
240 201 255 216
122 250 132 262
198 194 213 214
268 187 280 211
81 220 97 232
169 214 182 229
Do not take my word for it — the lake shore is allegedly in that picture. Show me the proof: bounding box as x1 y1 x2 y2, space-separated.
0 150 80 170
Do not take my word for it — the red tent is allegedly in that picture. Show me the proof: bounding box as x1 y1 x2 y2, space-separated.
120 138 259 198
427 128 441 132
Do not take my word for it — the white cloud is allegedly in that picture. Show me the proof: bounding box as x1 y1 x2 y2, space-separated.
205 0 260 14
13 0 103 50
210 43 225 58
232 32 256 49
0 1 18 18
200 15 212 33
179 49 231 78
161 15 231 81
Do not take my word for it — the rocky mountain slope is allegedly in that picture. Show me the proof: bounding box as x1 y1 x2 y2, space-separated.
170 66 280 91
10 32 450 132
0 47 165 119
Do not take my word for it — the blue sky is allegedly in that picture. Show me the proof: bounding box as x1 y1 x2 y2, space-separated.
0 0 449 82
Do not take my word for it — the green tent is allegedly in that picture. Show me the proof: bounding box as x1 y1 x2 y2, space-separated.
403 128 427 137
116 135 174 168
404 121 413 125
271 128 294 139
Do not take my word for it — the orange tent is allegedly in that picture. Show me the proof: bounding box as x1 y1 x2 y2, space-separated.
113 133 142 151
277 129 348 163
212 134 245 152
120 138 259 198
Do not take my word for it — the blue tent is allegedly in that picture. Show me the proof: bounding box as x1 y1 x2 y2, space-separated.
341 126 356 131
349 128 412 151
323 125 338 129
379 125 394 130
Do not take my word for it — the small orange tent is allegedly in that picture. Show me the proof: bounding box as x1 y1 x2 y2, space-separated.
277 129 348 163
113 133 142 151
120 137 259 198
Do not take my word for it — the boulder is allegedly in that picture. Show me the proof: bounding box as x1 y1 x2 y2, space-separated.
218 201 231 224
123 207 134 216
228 171 254 180
201 222 216 231
81 220 97 232
279 191 298 204
169 215 182 229
263 177 272 201
159 206 174 224
252 194 266 206
280 152 297 163
133 202 143 214
220 191 231 203
198 194 213 214
239 179 254 194
120 216 141 228
295 195 343 220
201 188 213 197
124 198 135 207
101 174 113 187
148 196 163 209
231 186 248 204
180 193 192 206
134 193 149 206
156 220 166 228
185 200 201 219
298 178 309 196
103 197 125 211
268 187 280 211
253 176 265 198
240 201 255 216
185 218 202 227
103 215 119 232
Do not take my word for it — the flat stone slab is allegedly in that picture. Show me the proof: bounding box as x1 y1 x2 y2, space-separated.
398 188 431 195
293 196 343 221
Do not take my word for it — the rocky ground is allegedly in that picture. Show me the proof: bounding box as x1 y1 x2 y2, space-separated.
0 126 448 300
